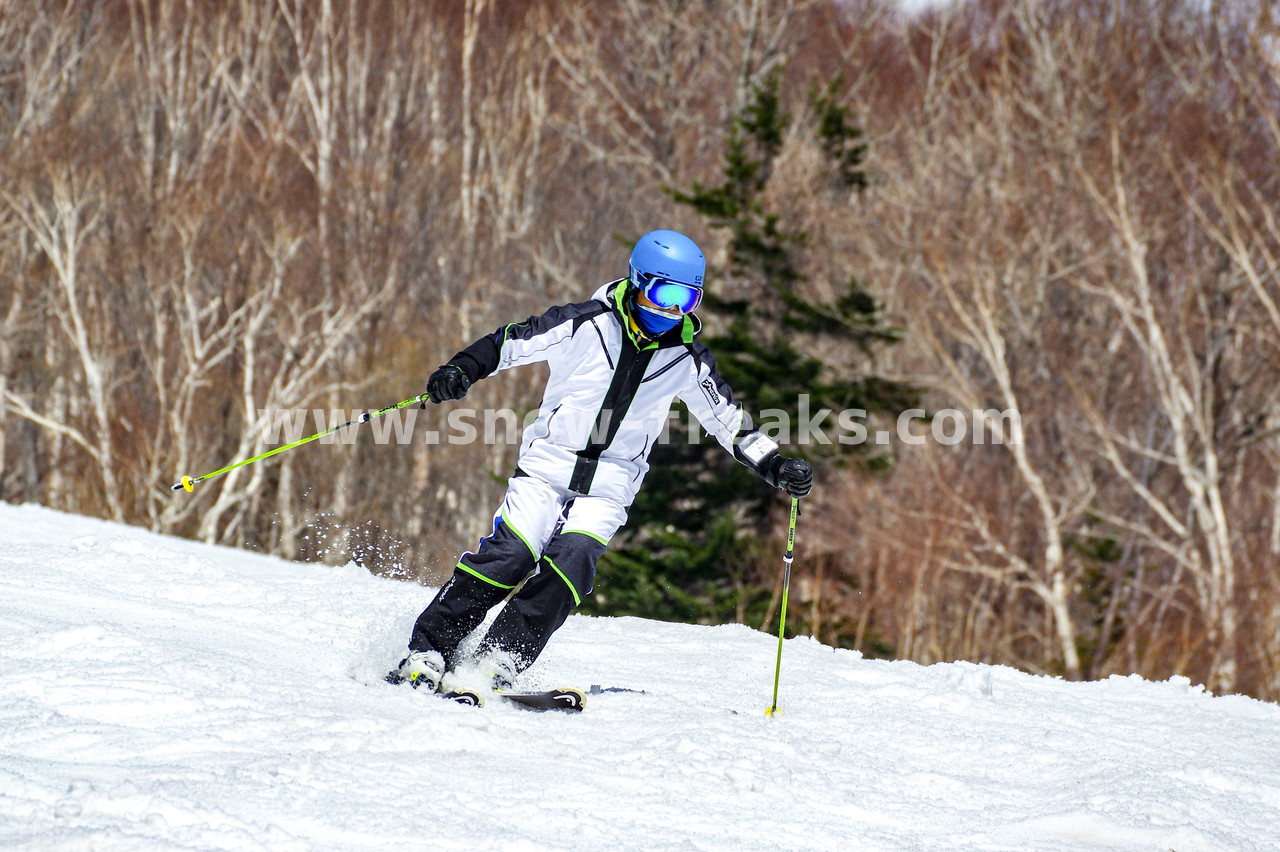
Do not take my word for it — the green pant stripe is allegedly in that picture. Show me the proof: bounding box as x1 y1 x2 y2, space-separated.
456 561 517 590
561 529 609 547
543 556 582 607
501 510 539 560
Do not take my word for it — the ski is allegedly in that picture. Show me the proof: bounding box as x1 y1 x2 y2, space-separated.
495 688 585 713
386 670 584 712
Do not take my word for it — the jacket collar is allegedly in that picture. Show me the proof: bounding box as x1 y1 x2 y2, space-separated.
594 279 699 350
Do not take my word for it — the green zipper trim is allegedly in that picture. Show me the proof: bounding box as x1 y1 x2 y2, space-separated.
680 313 695 343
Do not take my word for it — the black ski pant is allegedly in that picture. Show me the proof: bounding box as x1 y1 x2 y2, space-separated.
408 475 620 675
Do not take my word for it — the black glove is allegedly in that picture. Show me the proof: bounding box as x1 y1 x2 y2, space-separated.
426 364 472 403
760 453 813 499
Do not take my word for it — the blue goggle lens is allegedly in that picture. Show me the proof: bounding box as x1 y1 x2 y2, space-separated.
642 277 702 313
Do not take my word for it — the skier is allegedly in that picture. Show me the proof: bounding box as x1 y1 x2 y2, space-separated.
389 230 813 695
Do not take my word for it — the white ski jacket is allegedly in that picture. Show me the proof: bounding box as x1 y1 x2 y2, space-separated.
446 280 780 507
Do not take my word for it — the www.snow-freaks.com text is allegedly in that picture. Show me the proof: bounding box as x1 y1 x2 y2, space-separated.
258 397 1021 448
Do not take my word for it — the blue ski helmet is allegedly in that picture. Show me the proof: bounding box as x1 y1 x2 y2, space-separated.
627 230 705 336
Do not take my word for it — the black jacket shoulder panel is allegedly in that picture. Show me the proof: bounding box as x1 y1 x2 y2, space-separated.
451 299 609 379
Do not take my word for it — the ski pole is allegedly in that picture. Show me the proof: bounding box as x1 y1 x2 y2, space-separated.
766 496 800 717
171 393 430 493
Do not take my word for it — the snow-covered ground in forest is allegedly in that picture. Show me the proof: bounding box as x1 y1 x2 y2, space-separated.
2 502 1278 851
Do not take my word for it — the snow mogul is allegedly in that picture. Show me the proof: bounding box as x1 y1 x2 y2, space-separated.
388 230 813 695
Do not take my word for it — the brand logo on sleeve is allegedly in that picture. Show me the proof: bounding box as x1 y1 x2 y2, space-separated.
701 378 721 405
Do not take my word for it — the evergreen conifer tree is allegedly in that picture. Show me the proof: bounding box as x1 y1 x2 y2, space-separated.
585 72 915 641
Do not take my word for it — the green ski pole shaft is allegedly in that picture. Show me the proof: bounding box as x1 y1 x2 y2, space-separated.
171 393 430 493
766 497 800 717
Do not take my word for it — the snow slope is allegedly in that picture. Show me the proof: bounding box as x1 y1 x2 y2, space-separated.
1 504 1278 851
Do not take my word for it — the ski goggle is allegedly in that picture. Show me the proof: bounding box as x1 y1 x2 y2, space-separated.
635 274 703 314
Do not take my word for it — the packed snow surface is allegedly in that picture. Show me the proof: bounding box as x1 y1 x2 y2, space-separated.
2 504 1279 851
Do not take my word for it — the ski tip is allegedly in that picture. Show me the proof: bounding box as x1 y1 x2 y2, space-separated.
587 684 649 695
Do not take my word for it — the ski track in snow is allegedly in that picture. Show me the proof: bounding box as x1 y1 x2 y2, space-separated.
1 504 1278 851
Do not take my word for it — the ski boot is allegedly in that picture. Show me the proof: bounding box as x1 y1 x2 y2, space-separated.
385 649 445 692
